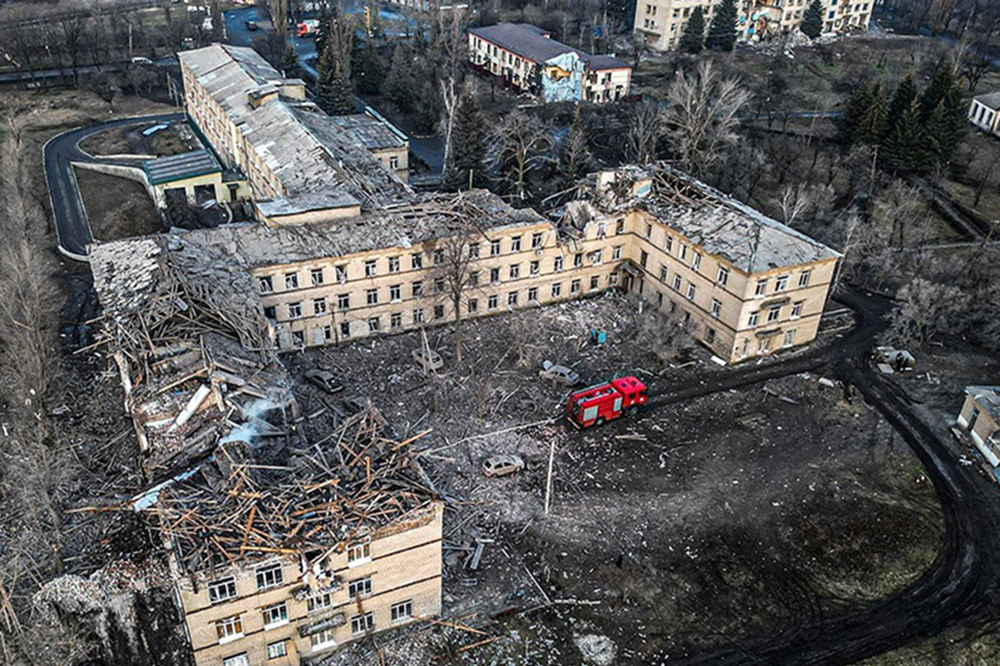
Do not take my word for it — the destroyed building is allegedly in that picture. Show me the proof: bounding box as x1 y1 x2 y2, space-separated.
89 233 443 666
179 44 412 226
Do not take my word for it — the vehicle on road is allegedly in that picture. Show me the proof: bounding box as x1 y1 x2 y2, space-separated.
131 56 154 65
566 376 647 428
539 360 580 386
297 19 320 37
244 20 258 30
483 454 525 477
412 348 444 372
304 369 343 394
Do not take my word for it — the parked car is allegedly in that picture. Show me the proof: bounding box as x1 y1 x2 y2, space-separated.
483 454 525 477
304 369 343 394
245 19 258 30
130 56 154 65
539 360 580 386
412 348 444 372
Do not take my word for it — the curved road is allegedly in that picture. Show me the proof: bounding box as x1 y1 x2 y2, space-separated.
636 286 1000 665
44 112 184 259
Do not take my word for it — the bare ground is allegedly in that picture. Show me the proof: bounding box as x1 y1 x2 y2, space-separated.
286 295 943 665
79 121 199 158
74 167 162 240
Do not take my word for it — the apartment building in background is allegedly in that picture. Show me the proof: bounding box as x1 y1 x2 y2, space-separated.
178 44 412 226
635 0 873 51
468 23 632 103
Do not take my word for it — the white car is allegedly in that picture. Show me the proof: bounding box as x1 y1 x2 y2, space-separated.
483 454 525 477
539 360 580 386
412 348 444 372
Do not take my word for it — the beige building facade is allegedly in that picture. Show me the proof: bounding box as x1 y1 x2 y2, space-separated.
636 0 873 51
179 503 443 666
957 386 1000 468
243 168 838 364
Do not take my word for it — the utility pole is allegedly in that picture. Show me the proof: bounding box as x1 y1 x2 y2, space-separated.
544 439 555 514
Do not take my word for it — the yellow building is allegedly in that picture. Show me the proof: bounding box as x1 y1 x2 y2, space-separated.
178 44 412 225
957 386 1000 469
635 0 873 50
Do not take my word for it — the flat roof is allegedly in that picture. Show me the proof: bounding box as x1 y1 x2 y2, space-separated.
974 92 1000 111
470 23 631 71
142 150 222 186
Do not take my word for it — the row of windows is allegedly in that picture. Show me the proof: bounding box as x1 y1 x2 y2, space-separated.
281 275 618 348
747 301 804 328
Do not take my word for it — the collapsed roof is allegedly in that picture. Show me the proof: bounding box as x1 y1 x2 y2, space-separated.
585 165 841 273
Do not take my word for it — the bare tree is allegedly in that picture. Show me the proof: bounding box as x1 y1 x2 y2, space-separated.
439 76 460 187
626 101 663 165
888 277 968 346
961 44 991 92
427 231 481 363
487 109 553 202
663 60 752 177
874 179 924 249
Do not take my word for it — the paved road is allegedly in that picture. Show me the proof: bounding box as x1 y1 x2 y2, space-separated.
44 113 184 259
0 58 176 84
629 285 1000 665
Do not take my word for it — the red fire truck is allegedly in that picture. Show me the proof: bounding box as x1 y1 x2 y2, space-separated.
566 376 648 428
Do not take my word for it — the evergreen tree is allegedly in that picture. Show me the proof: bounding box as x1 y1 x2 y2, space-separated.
352 38 385 95
800 0 824 39
280 44 300 79
444 90 486 190
881 98 930 174
383 45 418 113
416 79 442 134
315 13 355 116
885 72 918 136
558 107 593 184
925 88 966 166
919 62 955 122
706 0 739 52
838 80 873 145
679 6 706 55
856 81 888 146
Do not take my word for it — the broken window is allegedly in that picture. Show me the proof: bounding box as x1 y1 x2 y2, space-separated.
507 291 518 306
590 276 599 291
468 271 479 287
434 277 445 293
665 236 673 254
434 304 445 319
645 223 652 239
717 267 729 286
391 312 402 329
367 317 380 332
528 287 538 302
551 282 562 297
692 253 701 271
784 330 796 347
488 295 498 310
748 311 760 327
351 611 375 636
388 256 401 273
310 628 337 650
216 615 244 642
366 289 378 305
337 294 350 310
412 281 423 297
468 242 480 259
553 256 564 272
530 260 539 275
490 240 501 256
767 306 781 323
571 279 581 294
468 298 478 313
411 253 423 269
258 276 273 293
490 267 500 283
640 251 648 268
592 250 603 265
511 236 522 252
509 264 520 279
349 576 373 599
711 299 722 318
791 302 803 319
340 322 351 338
798 270 811 288
433 248 445 264
284 272 298 290
775 275 789 292
311 268 324 286
267 641 288 659
706 328 716 344
659 265 668 282
612 245 622 260
222 653 249 666
391 600 413 623
609 272 619 287
308 593 333 613
574 253 583 268
615 218 625 235
686 283 696 301
531 232 543 249
208 577 236 604
262 602 288 628
671 275 682 291
335 265 347 283
390 285 401 302
755 280 767 297
313 298 326 315
413 308 424 323
292 331 304 347
365 260 377 278
288 302 302 319
323 325 332 342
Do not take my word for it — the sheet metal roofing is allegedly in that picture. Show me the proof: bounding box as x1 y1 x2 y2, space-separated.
600 166 840 273
966 386 1000 422
142 150 222 185
178 44 412 213
973 92 1000 111
470 23 631 71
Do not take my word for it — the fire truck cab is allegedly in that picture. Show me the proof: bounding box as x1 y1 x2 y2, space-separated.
566 376 648 428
